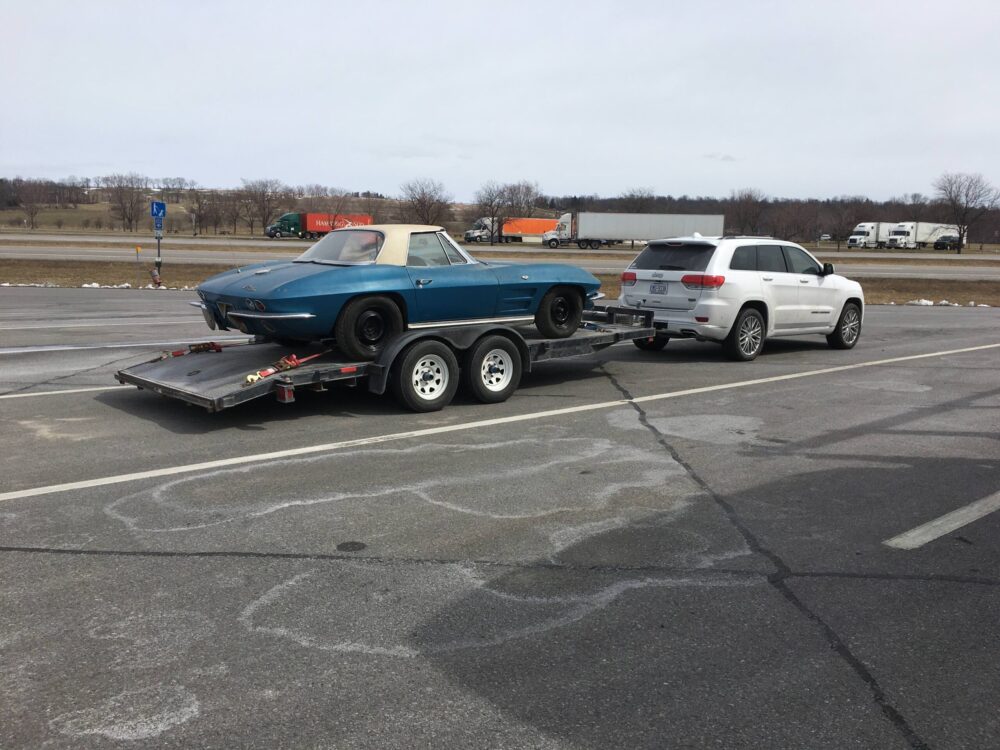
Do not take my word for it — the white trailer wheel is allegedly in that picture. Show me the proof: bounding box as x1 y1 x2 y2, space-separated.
411 354 450 401
479 348 514 392
463 334 523 404
391 340 460 412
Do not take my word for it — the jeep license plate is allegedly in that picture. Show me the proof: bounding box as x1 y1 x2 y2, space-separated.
649 283 667 295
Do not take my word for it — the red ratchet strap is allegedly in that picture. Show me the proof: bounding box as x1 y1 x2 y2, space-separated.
156 341 228 361
244 350 330 386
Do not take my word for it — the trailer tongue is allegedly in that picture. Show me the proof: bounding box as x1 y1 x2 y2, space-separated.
115 306 655 413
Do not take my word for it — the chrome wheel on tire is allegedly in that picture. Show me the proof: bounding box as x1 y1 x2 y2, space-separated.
738 315 763 357
840 307 860 345
411 355 449 401
480 348 513 392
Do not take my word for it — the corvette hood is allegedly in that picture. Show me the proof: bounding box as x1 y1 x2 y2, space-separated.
198 261 363 297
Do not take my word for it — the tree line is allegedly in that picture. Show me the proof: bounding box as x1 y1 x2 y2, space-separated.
2 172 998 249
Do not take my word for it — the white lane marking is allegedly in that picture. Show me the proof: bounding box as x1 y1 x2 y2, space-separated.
883 491 1000 550
0 385 129 400
1 341 997 503
0 319 199 331
0 337 249 355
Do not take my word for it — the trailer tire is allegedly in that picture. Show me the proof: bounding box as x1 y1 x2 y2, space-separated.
535 286 583 338
464 335 522 404
589 239 601 250
334 295 404 361
547 238 560 249
577 240 588 249
391 340 459 412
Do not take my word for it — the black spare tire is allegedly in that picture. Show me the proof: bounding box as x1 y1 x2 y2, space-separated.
334 295 404 361
534 286 583 338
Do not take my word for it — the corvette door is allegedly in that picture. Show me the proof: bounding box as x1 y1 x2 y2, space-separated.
405 232 498 323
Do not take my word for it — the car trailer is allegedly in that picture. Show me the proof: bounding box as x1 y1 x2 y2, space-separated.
115 305 655 413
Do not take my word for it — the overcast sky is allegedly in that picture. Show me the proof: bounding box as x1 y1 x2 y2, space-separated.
2 0 998 201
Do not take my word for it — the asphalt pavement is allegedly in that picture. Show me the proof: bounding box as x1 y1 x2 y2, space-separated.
1 288 999 748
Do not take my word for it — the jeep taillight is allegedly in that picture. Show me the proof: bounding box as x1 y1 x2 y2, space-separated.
621 271 637 286
681 274 725 290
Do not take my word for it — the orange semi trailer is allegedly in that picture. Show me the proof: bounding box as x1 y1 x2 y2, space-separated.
463 216 559 243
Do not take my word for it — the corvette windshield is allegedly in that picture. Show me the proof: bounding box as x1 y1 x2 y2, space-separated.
295 230 385 265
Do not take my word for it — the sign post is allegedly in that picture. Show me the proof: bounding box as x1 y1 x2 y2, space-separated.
150 201 166 281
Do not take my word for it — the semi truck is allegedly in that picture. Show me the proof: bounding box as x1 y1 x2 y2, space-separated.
541 212 726 250
847 222 896 249
267 212 373 239
463 217 559 243
885 222 960 249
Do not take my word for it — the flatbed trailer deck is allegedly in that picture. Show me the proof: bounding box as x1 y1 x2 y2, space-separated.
115 306 654 413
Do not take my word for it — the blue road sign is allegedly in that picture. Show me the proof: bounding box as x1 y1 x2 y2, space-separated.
153 216 163 231
150 201 166 218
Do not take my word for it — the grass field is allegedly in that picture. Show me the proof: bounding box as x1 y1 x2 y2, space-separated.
0 259 231 289
1 259 996 306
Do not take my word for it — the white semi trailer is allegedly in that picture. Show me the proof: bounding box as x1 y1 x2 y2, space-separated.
847 222 896 249
886 222 960 249
542 212 726 249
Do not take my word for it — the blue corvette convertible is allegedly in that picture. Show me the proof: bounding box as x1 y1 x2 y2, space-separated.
194 224 602 360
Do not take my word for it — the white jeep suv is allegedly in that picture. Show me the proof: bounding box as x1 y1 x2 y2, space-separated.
618 237 864 361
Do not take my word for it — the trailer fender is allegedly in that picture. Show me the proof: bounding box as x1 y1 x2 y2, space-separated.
366 325 531 395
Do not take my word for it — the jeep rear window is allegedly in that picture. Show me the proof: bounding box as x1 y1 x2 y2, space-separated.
631 243 714 271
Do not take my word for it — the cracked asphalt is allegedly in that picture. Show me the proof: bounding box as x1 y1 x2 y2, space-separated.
1 287 999 748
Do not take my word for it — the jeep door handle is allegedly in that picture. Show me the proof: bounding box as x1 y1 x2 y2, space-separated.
762 276 774 281
799 279 810 283
416 279 433 286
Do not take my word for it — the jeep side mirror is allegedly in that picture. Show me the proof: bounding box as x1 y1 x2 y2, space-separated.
822 262 835 276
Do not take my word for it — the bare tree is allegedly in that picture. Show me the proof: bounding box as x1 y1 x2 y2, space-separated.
296 184 328 212
933 172 1000 253
217 190 246 235
727 188 769 235
360 191 384 223
497 180 542 241
186 186 211 235
826 195 869 250
101 173 149 231
16 179 49 229
619 187 655 213
770 200 819 242
474 180 505 245
241 178 289 236
400 178 452 225
325 188 352 217
471 180 542 244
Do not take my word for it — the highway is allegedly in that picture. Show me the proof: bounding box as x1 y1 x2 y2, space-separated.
3 241 1000 280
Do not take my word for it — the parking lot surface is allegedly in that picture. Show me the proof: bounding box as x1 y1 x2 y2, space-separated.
2 288 999 748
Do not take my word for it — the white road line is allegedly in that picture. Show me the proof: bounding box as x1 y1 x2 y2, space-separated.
0 319 199 331
0 385 129 400
1 341 997 503
0 337 249 355
884 491 1000 549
